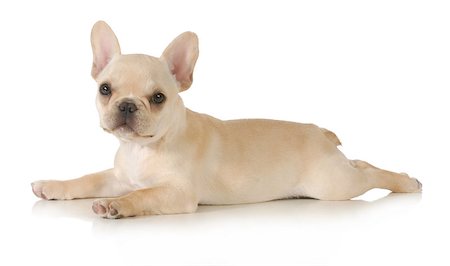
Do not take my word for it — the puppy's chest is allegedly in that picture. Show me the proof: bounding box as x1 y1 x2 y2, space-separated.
114 145 174 189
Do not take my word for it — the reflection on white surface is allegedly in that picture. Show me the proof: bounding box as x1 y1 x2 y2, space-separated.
24 191 431 266
32 191 423 228
31 192 423 237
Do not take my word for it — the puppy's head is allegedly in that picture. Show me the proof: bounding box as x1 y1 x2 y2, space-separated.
90 21 198 143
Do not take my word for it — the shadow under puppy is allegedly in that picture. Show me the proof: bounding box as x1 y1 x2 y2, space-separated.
32 21 422 219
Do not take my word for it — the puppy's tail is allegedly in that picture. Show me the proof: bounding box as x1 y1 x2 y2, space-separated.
320 128 342 146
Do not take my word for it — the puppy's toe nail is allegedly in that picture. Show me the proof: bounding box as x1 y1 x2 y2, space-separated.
40 192 48 200
92 201 107 215
31 182 48 200
109 207 118 216
415 179 423 190
31 185 40 198
106 202 124 219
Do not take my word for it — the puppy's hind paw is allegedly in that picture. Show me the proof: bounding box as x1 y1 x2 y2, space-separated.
398 173 422 193
413 178 423 191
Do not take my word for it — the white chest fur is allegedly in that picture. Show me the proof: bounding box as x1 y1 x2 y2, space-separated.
114 142 170 189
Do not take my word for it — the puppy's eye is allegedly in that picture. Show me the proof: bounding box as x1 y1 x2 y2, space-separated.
99 83 111 96
151 93 166 104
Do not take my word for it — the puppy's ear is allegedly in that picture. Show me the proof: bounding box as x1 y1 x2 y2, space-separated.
90 21 121 79
161 32 199 92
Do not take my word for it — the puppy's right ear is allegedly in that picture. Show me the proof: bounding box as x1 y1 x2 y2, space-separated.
90 21 121 79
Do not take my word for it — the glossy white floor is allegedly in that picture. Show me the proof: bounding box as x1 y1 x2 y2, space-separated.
1 1 449 265
3 180 449 266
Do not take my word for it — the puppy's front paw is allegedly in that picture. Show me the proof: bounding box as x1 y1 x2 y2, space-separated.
31 180 69 200
92 199 131 219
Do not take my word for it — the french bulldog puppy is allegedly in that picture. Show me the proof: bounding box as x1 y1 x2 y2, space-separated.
31 21 422 219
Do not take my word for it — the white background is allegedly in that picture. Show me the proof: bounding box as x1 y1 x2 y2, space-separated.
0 1 449 265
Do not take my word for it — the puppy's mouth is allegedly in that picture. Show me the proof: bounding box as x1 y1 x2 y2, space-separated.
105 124 154 138
113 124 135 134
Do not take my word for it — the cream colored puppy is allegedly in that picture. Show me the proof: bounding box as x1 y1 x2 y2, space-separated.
31 21 422 219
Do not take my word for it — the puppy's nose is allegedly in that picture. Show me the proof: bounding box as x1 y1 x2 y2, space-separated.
119 102 137 114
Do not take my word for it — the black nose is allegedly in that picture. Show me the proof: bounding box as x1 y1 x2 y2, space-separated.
119 102 137 114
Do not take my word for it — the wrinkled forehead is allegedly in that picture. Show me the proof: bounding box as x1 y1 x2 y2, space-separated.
97 54 176 95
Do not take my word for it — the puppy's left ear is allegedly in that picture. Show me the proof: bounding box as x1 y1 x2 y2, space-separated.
161 32 199 92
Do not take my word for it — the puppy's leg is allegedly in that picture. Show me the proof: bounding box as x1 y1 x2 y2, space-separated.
351 159 422 193
32 169 128 200
310 159 422 200
92 185 198 219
